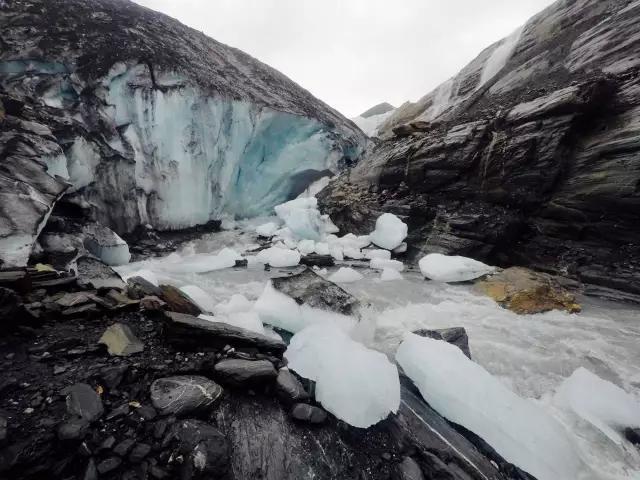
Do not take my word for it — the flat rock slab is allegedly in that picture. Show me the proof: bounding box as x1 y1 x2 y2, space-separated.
413 327 471 359
164 311 286 355
159 285 202 316
213 359 277 387
98 323 144 356
62 383 104 422
271 268 360 316
76 256 126 290
150 375 223 416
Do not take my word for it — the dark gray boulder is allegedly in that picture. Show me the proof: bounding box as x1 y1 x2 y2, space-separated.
413 327 471 359
150 375 223 416
393 457 425 480
56 418 90 441
271 268 360 315
127 276 162 300
75 256 126 291
275 368 309 404
213 359 277 387
290 403 327 424
62 383 104 422
169 419 229 478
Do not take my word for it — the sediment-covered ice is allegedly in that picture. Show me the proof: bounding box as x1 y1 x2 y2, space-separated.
286 323 400 428
419 253 495 282
369 213 407 250
396 333 585 480
552 367 640 444
328 267 364 283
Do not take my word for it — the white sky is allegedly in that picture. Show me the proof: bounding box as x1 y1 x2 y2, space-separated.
134 0 557 117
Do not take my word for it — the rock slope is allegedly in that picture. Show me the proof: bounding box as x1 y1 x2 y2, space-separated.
320 0 640 297
0 0 367 268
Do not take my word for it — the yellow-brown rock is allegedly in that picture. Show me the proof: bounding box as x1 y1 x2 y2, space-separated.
474 267 581 315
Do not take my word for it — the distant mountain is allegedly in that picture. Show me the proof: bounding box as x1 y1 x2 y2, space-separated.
351 102 396 138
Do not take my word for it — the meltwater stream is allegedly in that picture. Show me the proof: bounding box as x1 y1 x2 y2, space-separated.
116 223 640 480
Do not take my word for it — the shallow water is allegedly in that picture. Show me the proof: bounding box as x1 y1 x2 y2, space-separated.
117 226 640 479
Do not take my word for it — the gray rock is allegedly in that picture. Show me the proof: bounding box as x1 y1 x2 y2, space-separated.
62 383 104 422
98 323 144 357
76 256 126 291
170 419 229 478
393 457 425 480
113 438 135 457
82 458 98 480
0 288 22 329
626 427 640 446
96 457 122 475
213 359 277 387
99 364 129 389
129 443 151 463
271 268 360 316
413 327 471 359
164 311 286 355
290 403 327 424
0 416 7 446
57 417 90 440
159 285 202 316
275 369 309 404
150 376 223 416
127 276 162 300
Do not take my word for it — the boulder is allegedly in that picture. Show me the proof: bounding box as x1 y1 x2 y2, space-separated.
290 403 327 424
213 359 277 387
159 285 202 316
76 256 126 290
413 327 471 359
474 267 581 315
150 376 222 416
98 323 144 356
62 383 104 422
169 419 229 478
393 457 425 480
271 268 360 316
275 368 309 404
127 276 162 300
163 311 286 355
57 418 90 440
140 295 166 312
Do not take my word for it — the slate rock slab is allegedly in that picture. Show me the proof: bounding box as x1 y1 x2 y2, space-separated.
98 323 144 357
62 383 104 422
150 376 223 416
213 359 277 387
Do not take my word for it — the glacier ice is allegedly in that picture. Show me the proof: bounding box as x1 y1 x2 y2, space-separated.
552 367 640 444
82 223 131 266
200 311 265 336
214 294 254 315
396 333 585 480
380 268 403 282
369 213 408 250
180 285 217 313
285 323 400 428
255 246 301 268
274 197 327 241
328 267 364 283
255 222 280 238
419 253 495 282
364 249 391 260
369 258 404 272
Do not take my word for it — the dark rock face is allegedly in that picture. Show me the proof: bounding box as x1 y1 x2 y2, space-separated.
169 419 229 478
271 268 361 315
150 376 223 417
413 327 471 359
319 0 640 297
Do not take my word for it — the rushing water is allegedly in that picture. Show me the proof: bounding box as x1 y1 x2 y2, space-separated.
117 224 640 480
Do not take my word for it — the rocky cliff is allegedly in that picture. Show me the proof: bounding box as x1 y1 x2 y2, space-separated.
319 0 640 298
0 0 367 268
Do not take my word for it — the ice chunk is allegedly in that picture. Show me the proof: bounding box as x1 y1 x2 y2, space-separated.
369 213 408 250
364 249 391 260
122 268 159 286
419 253 495 282
370 258 404 272
328 267 364 283
286 323 400 428
329 244 344 261
343 247 364 260
256 222 280 237
380 268 403 282
163 248 240 274
83 224 131 266
214 294 253 314
297 239 316 255
553 367 640 444
199 311 265 335
274 197 324 241
396 333 584 480
255 246 301 267
314 242 330 256
254 282 356 333
180 285 216 313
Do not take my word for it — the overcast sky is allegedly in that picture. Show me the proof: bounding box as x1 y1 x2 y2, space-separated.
134 0 556 118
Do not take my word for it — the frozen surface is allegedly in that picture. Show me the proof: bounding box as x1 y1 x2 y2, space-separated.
380 268 403 282
369 213 408 250
396 333 585 480
328 267 364 283
419 253 495 282
286 323 400 428
552 367 640 444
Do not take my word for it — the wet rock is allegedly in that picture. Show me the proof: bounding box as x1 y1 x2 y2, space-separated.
271 268 360 315
76 256 126 290
150 376 223 416
626 428 640 446
62 383 104 422
170 419 229 478
0 417 7 446
57 417 90 440
290 403 327 424
98 435 116 452
413 327 471 359
127 276 162 300
0 287 22 330
100 364 130 389
98 323 144 356
300 254 335 268
82 458 97 480
97 457 122 475
113 438 135 456
164 311 286 355
474 267 581 315
132 405 157 421
140 295 166 312
159 285 202 315
275 368 309 404
129 443 151 463
105 404 130 421
213 359 277 387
